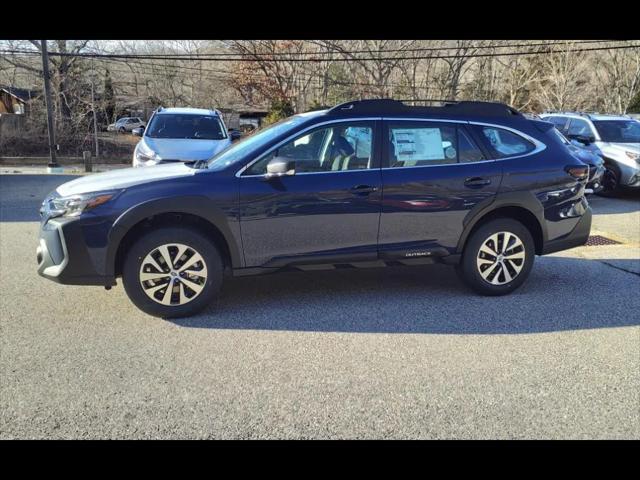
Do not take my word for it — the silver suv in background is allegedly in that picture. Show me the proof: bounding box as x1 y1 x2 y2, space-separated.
540 112 640 193
133 107 232 167
107 117 146 133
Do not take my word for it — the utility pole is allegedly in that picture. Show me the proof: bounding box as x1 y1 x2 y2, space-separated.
40 40 60 172
90 57 100 158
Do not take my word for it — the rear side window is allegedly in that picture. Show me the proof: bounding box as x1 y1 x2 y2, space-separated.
388 123 458 167
481 127 535 158
458 128 486 163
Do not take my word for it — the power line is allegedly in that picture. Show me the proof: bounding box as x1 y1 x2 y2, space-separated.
3 39 622 58
2 42 639 63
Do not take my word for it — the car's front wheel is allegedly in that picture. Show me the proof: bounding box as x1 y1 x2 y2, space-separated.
457 218 535 296
598 161 621 196
122 227 223 318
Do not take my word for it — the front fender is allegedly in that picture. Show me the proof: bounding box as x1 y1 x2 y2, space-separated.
105 194 242 277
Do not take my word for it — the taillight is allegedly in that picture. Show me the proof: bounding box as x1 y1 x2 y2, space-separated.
565 165 589 180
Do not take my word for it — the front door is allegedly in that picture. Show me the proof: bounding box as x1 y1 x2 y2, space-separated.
378 120 503 258
238 120 382 267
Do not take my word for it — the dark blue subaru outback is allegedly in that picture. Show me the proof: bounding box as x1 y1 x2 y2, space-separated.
37 99 592 318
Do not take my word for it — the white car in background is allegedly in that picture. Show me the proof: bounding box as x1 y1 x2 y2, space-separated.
132 107 232 167
107 117 146 133
540 112 640 193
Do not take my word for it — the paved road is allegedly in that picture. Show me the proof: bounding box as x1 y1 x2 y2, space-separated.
1 174 639 439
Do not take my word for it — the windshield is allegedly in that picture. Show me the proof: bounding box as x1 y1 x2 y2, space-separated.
207 115 310 170
592 120 640 143
146 114 227 140
552 128 571 145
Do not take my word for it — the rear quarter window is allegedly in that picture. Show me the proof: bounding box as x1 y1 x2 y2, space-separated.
479 127 536 158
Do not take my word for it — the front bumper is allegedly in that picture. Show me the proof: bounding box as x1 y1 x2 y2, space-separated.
614 160 640 187
623 172 640 188
36 217 116 286
587 165 605 192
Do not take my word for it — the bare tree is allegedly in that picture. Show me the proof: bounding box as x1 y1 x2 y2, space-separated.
593 42 640 113
536 41 590 111
229 40 317 112
316 40 417 99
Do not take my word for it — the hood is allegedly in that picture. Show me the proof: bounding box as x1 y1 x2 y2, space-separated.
567 144 602 165
599 142 640 153
56 162 196 197
142 137 230 161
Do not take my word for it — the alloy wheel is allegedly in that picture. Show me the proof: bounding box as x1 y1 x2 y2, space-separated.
476 231 526 285
139 243 208 306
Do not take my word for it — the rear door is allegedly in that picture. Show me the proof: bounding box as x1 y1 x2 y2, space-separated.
378 120 502 258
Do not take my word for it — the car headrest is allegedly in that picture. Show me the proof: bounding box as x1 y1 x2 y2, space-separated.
332 136 355 157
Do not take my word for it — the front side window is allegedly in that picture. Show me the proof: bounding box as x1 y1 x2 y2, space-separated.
245 122 374 175
592 120 640 143
481 127 535 158
567 119 592 137
208 115 312 170
388 123 458 167
146 114 227 140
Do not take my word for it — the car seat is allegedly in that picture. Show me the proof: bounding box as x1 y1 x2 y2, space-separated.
327 136 355 170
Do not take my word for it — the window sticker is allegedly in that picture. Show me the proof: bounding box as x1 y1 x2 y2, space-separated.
445 146 457 159
393 128 444 162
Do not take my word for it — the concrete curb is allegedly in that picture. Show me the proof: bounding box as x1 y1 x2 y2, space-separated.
0 164 130 175
0 156 129 165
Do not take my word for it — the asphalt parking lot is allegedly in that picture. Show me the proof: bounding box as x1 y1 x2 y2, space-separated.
1 174 638 439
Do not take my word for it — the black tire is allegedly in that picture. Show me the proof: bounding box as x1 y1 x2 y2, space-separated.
597 161 621 197
122 227 223 318
118 126 126 134
456 218 535 296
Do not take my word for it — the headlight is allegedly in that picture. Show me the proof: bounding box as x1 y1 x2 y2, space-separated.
625 151 640 162
134 142 160 165
46 191 120 219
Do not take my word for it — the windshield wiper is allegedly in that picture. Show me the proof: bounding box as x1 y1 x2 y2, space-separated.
185 159 208 169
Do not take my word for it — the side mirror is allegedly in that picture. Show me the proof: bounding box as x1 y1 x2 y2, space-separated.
569 134 594 145
132 127 144 137
265 156 295 178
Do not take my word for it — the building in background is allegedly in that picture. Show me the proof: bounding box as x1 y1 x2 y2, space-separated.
218 105 269 132
0 86 39 115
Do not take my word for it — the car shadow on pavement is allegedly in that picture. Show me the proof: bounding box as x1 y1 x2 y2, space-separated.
170 256 640 334
588 191 640 215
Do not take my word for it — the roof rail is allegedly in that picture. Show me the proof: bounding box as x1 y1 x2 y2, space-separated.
328 98 521 117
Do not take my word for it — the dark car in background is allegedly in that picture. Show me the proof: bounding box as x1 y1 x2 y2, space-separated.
37 99 592 318
551 128 605 193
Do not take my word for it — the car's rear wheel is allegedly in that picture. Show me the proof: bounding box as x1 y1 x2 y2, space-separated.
457 218 535 296
122 227 223 318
